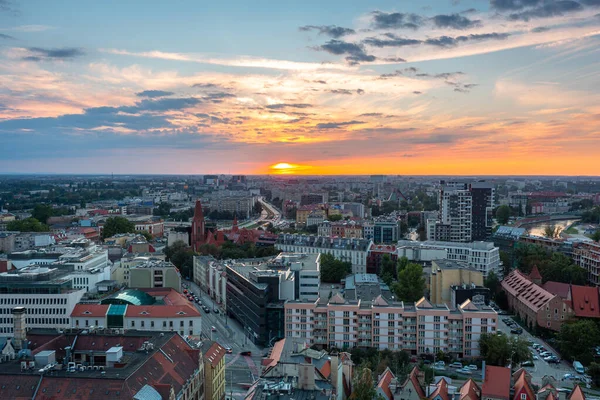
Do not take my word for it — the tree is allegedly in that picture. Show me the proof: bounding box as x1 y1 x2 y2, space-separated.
379 254 396 286
591 230 600 242
320 253 352 283
544 225 560 239
328 214 343 222
7 217 49 232
495 205 511 224
484 271 499 294
588 362 600 386
31 204 54 224
479 333 531 367
350 367 376 400
393 262 426 302
153 202 172 217
557 320 600 365
140 231 153 242
101 216 135 239
164 240 194 279
500 250 512 276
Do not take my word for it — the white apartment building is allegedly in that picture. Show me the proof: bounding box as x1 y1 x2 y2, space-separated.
284 294 496 358
276 234 372 274
271 253 321 301
0 266 85 336
397 240 501 277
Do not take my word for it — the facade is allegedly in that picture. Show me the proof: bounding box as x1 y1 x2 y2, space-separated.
373 220 399 244
482 366 511 400
276 234 372 274
12 232 56 252
203 342 226 400
573 241 600 286
306 211 326 227
208 196 255 219
397 240 501 278
470 182 495 241
0 329 205 399
134 218 164 238
112 253 166 286
318 221 363 239
129 259 181 291
0 232 16 253
193 255 214 293
429 260 484 306
0 266 85 336
301 193 326 206
366 245 398 276
71 288 202 336
284 294 497 358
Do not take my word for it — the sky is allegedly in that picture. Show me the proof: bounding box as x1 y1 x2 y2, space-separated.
1 0 600 175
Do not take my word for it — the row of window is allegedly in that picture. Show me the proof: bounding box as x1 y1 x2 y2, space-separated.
75 319 196 329
0 308 67 315
0 297 68 305
0 317 69 326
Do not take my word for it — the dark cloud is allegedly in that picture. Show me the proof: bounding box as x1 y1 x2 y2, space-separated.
23 47 85 61
203 92 236 103
135 90 175 98
317 39 376 65
0 33 15 40
461 8 478 13
192 83 219 89
382 56 407 63
363 33 421 48
314 80 327 84
328 89 365 95
531 26 551 32
413 91 423 95
371 11 424 29
508 1 583 20
265 103 312 110
316 120 365 129
359 112 383 117
582 0 600 5
431 14 481 29
447 82 479 92
299 25 356 38
490 0 543 10
425 32 510 47
380 67 464 80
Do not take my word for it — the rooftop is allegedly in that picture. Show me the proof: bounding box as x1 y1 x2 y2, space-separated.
276 234 372 251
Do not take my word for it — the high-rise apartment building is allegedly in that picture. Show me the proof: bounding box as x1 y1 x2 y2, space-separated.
470 181 495 241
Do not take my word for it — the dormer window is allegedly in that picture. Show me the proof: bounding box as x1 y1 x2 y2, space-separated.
140 311 149 315
83 311 92 315
177 311 186 315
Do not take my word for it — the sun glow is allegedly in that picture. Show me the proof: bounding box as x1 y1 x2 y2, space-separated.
269 162 310 174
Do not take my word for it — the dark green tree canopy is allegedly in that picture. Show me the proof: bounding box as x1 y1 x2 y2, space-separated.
101 216 135 239
7 217 49 232
320 253 352 283
393 261 426 302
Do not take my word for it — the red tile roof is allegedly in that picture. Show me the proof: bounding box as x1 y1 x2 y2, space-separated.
377 367 395 400
513 370 535 400
204 342 226 368
542 281 570 299
319 360 331 379
502 270 555 312
482 366 511 400
569 285 600 318
0 375 40 400
70 304 109 318
403 366 426 399
262 338 285 368
529 265 542 280
568 385 586 400
429 378 449 400
459 379 481 400
125 304 201 318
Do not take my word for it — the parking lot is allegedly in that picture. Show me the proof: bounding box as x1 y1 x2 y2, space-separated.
497 315 585 387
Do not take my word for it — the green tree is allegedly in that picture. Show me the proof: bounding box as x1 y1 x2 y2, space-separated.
164 240 194 279
479 333 531 367
153 202 172 217
320 253 352 283
379 254 396 286
544 225 560 239
31 204 54 224
350 367 376 400
591 230 600 242
495 205 511 224
484 271 499 294
140 231 153 242
101 216 135 239
557 320 600 365
328 214 343 222
588 362 600 386
6 217 49 232
393 262 426 302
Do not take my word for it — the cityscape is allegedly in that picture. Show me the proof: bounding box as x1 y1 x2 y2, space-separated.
1 1 600 400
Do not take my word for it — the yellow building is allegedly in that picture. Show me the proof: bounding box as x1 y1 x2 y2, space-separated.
429 259 484 306
296 206 324 226
203 342 226 400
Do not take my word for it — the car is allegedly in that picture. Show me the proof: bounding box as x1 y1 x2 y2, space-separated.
433 365 445 371
183 289 188 294
434 361 445 367
511 329 523 335
449 362 463 368
196 299 201 304
224 346 233 354
537 347 547 353
540 352 552 357
423 360 431 365
211 326 217 331
532 355 539 360
240 351 252 356
457 368 472 375
466 365 478 370
547 358 561 364
521 361 535 367
214 309 219 315
527 340 535 346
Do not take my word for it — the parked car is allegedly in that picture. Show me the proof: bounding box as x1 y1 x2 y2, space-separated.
511 328 523 334
466 365 478 370
224 346 233 354
211 326 217 331
433 365 445 371
434 361 445 367
457 368 472 375
449 362 463 368
537 347 547 353
240 351 252 356
540 352 552 358
521 361 535 367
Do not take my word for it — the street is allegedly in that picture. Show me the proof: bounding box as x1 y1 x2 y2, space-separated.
184 280 265 399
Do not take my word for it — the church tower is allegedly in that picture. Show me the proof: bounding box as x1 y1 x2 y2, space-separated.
191 199 205 251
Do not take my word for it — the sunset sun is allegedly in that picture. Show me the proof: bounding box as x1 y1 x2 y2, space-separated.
269 162 311 174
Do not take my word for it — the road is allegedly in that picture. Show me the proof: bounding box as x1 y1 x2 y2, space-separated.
184 280 265 400
219 197 281 230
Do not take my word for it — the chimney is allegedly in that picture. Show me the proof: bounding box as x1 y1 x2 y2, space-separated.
12 307 27 350
481 361 486 381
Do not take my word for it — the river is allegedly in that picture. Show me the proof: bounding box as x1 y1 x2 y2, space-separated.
525 219 579 237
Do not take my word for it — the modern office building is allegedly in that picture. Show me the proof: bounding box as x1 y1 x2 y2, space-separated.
397 240 501 278
128 259 181 291
0 266 85 336
276 234 372 274
373 219 399 244
284 294 497 358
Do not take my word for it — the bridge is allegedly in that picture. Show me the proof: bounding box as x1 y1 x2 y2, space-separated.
514 213 582 227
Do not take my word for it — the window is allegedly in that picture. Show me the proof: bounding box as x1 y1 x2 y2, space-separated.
521 394 527 400
131 321 135 327
151 321 155 328
141 321 145 328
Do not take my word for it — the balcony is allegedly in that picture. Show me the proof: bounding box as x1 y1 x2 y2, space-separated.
358 326 371 331
314 323 327 329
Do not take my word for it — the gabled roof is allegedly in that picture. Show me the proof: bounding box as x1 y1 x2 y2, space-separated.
373 295 389 307
542 281 570 299
513 369 535 400
377 367 395 400
459 299 479 311
204 342 226 368
70 304 109 318
568 385 586 400
262 338 285 369
329 293 345 305
482 366 510 400
416 297 433 309
569 284 600 318
402 366 426 399
459 379 480 400
429 377 449 400
529 265 542 281
125 304 201 318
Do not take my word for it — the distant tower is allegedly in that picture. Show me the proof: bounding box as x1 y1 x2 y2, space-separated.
12 307 26 350
232 215 239 233
191 200 206 251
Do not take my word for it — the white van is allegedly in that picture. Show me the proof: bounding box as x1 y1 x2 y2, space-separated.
573 361 585 374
